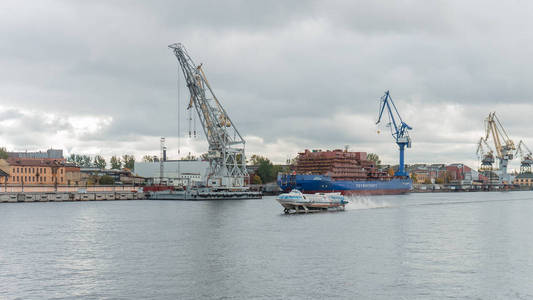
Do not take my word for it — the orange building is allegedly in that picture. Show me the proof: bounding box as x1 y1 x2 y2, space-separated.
3 158 67 185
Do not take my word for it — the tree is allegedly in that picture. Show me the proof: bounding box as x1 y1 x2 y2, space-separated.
110 156 122 170
67 154 78 165
248 155 282 183
94 155 106 169
68 154 92 167
142 155 154 162
0 147 8 159
249 154 264 166
251 174 262 184
99 175 114 185
256 158 277 183
81 155 92 167
122 154 135 171
367 153 381 166
183 153 197 160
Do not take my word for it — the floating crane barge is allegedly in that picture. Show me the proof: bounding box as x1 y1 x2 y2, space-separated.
149 43 261 200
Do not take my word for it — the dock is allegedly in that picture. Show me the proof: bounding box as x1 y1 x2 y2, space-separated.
0 191 146 203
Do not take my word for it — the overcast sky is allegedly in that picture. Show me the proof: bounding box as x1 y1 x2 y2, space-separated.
1 0 532 171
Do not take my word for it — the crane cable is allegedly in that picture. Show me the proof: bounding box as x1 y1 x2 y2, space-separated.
177 62 181 181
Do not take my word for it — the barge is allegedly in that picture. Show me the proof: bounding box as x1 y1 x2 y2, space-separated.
148 187 262 200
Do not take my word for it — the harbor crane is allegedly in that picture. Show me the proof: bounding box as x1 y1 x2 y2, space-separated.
169 43 248 187
483 112 515 183
476 137 495 171
376 90 412 178
515 140 533 174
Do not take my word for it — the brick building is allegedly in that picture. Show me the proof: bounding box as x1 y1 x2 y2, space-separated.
514 173 533 187
3 158 67 185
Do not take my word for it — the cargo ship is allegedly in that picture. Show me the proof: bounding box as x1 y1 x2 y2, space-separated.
278 149 412 195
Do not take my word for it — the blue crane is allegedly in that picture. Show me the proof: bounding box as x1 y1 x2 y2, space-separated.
376 91 412 178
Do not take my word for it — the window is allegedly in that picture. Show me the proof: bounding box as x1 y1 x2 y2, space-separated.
44 169 47 174
61 169 63 174
12 176 14 181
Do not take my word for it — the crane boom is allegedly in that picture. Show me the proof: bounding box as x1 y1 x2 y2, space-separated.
169 43 248 187
476 137 495 171
376 91 412 177
483 112 515 183
516 140 533 174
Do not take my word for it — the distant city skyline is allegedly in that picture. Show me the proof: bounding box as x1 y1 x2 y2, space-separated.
1 1 532 172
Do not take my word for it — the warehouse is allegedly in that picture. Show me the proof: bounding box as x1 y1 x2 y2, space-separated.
134 160 209 186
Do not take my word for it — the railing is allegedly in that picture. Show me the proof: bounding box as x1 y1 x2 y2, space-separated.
0 184 140 193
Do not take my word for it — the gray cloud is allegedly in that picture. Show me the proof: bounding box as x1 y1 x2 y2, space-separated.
0 0 532 171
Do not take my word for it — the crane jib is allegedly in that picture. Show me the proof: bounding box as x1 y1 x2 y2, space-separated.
376 91 412 178
169 43 248 188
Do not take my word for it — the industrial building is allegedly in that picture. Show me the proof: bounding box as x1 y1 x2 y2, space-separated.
7 149 63 159
134 160 209 186
409 163 485 187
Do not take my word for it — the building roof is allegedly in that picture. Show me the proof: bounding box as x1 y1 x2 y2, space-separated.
0 169 8 177
516 173 533 179
7 158 66 167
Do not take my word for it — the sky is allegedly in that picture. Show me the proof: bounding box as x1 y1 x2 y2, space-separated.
0 0 532 171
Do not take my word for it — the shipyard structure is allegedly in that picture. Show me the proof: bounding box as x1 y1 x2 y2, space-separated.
278 91 413 195
475 112 533 189
145 43 261 200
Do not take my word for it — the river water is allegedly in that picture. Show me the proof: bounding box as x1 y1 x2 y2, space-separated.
1 191 533 299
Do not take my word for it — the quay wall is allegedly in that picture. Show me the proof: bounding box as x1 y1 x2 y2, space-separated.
0 191 146 203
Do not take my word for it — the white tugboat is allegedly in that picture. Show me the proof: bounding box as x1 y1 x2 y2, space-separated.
276 190 348 214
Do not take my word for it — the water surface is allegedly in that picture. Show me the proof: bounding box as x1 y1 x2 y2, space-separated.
1 192 533 299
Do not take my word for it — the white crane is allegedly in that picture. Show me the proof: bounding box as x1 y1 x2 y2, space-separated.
515 140 533 174
476 137 495 171
169 43 248 187
484 112 515 183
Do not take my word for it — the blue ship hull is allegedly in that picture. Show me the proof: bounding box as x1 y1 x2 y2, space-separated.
277 174 412 195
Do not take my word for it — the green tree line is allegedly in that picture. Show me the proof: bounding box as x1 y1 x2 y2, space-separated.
67 154 135 170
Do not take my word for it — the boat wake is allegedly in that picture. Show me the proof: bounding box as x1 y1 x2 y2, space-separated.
344 195 391 210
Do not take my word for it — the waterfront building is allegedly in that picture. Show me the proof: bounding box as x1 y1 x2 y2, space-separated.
65 163 81 186
514 173 533 187
3 158 67 185
134 160 209 186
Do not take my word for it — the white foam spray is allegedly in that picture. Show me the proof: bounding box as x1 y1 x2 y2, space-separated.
344 195 391 210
